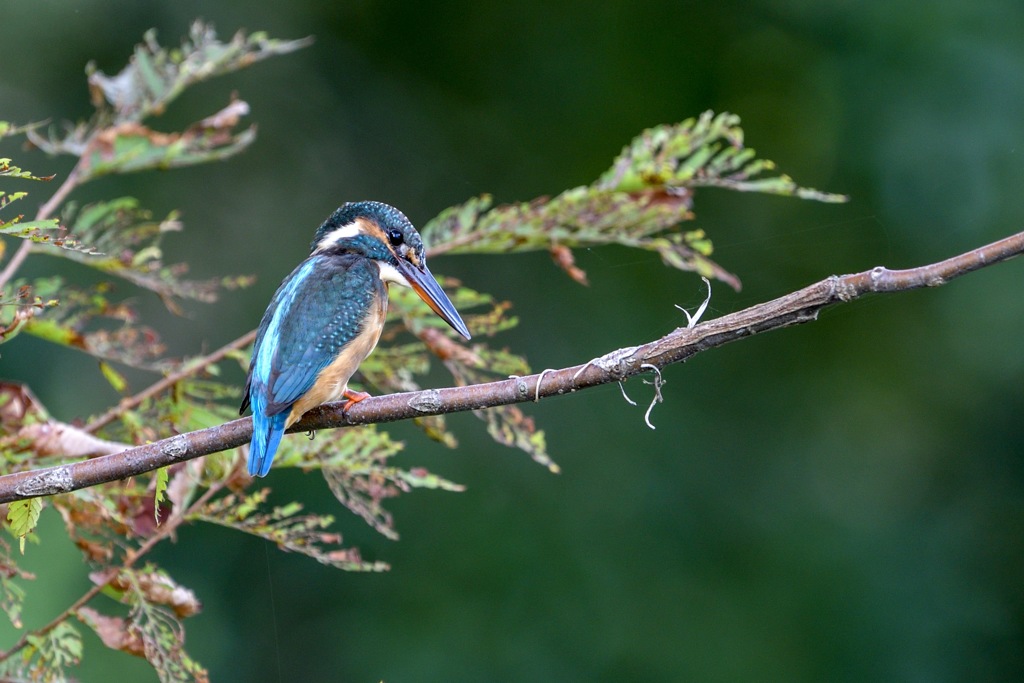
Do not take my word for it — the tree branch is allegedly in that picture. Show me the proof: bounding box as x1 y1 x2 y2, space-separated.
1 229 1021 505
83 329 258 434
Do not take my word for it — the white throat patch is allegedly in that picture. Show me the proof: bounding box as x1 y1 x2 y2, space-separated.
377 262 412 287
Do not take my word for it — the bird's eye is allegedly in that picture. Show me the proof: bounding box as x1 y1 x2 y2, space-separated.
387 228 403 246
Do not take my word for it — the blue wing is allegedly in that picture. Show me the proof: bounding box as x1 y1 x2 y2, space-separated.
242 254 383 476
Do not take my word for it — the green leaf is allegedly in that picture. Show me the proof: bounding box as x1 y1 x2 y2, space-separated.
153 468 169 526
0 158 55 181
0 187 102 255
191 490 389 572
0 572 26 629
7 498 42 554
0 190 26 211
380 285 549 466
98 361 129 393
422 111 848 291
18 282 169 370
58 197 243 308
594 110 848 200
22 621 82 681
285 424 463 540
0 214 101 255
0 544 31 629
448 358 558 473
77 117 258 181
256 423 442 541
381 284 549 468
355 283 523 448
0 279 60 345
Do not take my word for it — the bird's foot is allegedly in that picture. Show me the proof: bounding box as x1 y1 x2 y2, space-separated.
341 389 371 412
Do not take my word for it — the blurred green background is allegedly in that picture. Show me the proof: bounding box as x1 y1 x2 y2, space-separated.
3 0 1024 681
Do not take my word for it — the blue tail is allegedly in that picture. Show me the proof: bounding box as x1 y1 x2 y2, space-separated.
248 395 289 477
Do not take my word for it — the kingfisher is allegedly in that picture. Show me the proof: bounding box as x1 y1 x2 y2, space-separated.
240 201 471 477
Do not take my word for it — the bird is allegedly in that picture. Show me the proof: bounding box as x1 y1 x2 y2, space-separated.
240 201 471 477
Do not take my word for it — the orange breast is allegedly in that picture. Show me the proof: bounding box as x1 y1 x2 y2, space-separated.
286 290 387 427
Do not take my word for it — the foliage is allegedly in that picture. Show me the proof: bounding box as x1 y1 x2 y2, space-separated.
422 111 846 291
0 22 844 682
6 498 42 554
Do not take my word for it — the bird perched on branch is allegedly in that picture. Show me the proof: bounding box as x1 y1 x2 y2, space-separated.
240 201 471 477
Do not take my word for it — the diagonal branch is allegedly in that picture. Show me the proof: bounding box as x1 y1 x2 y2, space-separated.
84 328 258 434
0 229 1021 505
0 159 86 290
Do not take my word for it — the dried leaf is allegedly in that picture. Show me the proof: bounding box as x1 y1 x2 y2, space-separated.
53 491 129 566
17 421 129 458
122 576 208 683
0 120 47 140
550 243 589 286
103 567 202 619
78 606 145 657
0 279 61 344
86 22 311 124
0 573 26 628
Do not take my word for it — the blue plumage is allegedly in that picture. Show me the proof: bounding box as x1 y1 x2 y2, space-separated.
247 392 288 477
240 202 471 477
242 254 383 476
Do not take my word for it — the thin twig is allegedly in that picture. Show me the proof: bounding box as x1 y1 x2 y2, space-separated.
84 329 258 434
0 160 85 290
0 229 1021 504
36 161 84 225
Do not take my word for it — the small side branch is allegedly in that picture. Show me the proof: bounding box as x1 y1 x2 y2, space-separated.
0 229 1021 504
84 329 258 434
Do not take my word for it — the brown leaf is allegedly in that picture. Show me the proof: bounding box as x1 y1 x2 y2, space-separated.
78 606 146 657
75 538 114 563
104 570 203 618
195 97 250 130
88 568 119 588
549 244 589 286
419 327 482 366
0 381 49 428
90 123 179 163
18 421 129 458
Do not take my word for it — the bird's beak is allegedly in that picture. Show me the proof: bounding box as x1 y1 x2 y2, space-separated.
398 259 472 340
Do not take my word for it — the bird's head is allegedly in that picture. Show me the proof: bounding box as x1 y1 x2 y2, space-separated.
311 201 471 340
